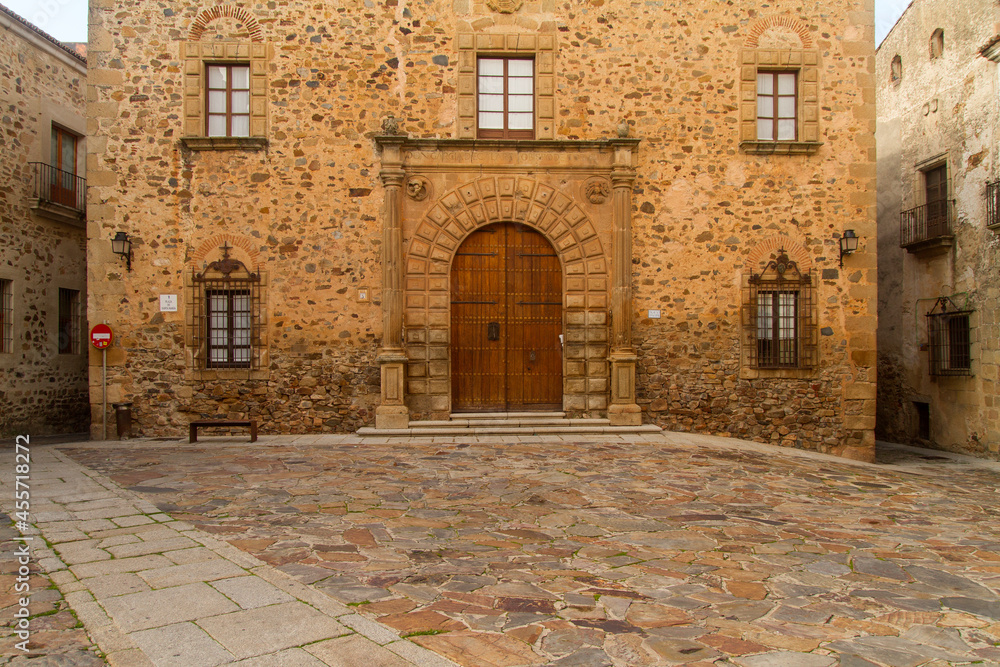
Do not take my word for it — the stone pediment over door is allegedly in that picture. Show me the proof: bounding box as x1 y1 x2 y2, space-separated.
373 136 642 427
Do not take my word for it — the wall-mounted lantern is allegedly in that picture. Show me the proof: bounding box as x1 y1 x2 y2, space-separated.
839 229 859 268
112 232 132 272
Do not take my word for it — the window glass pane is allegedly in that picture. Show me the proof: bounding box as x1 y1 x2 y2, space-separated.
231 66 250 89
757 119 774 141
207 115 227 137
757 95 773 119
478 59 504 76
208 66 227 89
478 94 504 112
231 115 251 137
777 96 796 118
777 119 796 140
508 113 533 130
231 91 250 114
208 90 228 113
478 76 504 94
757 297 773 338
756 73 773 95
61 133 76 174
479 112 504 129
508 77 533 95
777 73 796 95
508 95 533 113
507 59 533 77
233 347 251 363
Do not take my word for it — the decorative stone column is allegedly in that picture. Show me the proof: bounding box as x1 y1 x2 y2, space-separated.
375 130 409 429
607 137 642 426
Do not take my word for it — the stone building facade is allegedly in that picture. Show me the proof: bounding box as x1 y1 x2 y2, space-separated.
0 6 89 435
876 0 1000 458
87 0 877 459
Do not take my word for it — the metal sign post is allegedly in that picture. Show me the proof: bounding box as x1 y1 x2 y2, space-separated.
90 324 113 441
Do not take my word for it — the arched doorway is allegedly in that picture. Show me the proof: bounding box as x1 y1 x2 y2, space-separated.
450 222 563 411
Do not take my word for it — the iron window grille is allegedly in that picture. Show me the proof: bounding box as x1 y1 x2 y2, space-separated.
58 288 81 355
0 279 11 353
926 297 972 377
745 249 816 369
987 179 1000 229
191 244 261 369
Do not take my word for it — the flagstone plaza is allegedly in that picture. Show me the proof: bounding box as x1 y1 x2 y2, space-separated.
4 433 1000 666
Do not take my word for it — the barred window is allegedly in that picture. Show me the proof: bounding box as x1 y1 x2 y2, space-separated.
927 297 972 376
744 249 816 370
0 279 11 353
58 288 81 355
191 244 261 370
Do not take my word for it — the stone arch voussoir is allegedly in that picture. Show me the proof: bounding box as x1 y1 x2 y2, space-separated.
188 5 263 42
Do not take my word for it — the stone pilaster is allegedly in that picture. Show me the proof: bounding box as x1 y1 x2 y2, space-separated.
607 139 641 426
375 135 409 429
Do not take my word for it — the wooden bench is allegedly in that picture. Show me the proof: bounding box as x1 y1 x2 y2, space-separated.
189 419 258 443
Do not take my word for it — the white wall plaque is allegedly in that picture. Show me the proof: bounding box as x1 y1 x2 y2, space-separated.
648 309 661 319
160 294 178 312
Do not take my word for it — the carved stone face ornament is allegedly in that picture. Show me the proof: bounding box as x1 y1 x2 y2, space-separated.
585 178 610 204
486 0 523 13
406 178 430 201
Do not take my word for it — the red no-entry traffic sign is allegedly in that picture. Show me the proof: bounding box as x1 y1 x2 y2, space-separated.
90 324 113 349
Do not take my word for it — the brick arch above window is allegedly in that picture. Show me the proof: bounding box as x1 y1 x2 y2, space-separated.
744 16 814 49
189 233 261 270
745 236 813 273
188 5 263 42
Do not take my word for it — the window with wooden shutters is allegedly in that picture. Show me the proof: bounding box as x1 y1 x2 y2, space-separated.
0 279 11 354
58 288 81 355
207 64 251 138
756 72 797 142
477 57 534 139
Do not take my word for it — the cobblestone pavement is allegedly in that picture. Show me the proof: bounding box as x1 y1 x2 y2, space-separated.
52 433 1000 666
1 516 106 666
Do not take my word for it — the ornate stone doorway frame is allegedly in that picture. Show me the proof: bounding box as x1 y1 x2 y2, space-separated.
374 134 641 428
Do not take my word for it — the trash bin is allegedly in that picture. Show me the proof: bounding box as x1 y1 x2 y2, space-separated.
113 402 133 440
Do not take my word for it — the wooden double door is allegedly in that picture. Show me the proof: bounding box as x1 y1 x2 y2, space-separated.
451 223 562 412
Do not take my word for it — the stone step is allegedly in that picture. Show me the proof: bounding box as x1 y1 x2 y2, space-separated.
413 418 611 428
452 412 567 419
357 424 662 436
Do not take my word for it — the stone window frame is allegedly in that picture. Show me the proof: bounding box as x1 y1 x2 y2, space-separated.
739 48 822 155
740 243 818 379
457 33 556 140
181 42 270 151
184 238 269 381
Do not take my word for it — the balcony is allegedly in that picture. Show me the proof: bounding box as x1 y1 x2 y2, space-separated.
899 199 954 255
28 162 86 226
988 180 1000 230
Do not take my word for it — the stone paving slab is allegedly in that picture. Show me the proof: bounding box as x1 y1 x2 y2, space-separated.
41 434 1000 666
0 445 455 667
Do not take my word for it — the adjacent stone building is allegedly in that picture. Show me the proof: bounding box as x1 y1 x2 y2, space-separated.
876 0 1000 458
0 6 89 435
86 0 877 459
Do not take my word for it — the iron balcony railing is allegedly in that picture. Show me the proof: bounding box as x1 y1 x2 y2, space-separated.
899 199 955 248
30 162 86 213
988 180 1000 228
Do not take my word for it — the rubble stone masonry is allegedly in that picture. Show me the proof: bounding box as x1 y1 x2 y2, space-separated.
87 0 877 458
0 10 89 435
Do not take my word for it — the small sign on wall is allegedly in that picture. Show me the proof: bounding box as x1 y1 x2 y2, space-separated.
160 294 178 312
648 310 661 319
357 287 370 303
